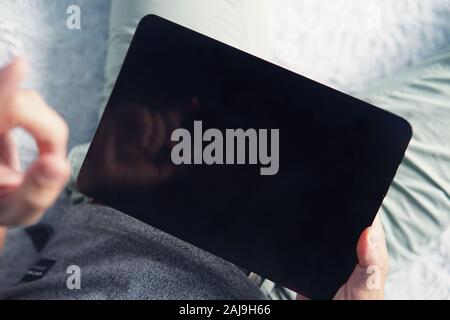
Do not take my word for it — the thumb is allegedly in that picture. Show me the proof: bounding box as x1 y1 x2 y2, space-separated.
2 154 70 226
357 215 389 270
334 216 389 300
357 227 383 269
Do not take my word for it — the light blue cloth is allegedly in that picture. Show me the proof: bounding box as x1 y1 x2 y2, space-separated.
359 50 450 269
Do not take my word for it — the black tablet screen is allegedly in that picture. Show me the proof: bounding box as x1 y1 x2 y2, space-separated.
77 15 412 299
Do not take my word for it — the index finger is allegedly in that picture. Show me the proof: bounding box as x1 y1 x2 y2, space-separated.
0 90 70 226
0 58 26 106
4 90 69 156
0 59 68 156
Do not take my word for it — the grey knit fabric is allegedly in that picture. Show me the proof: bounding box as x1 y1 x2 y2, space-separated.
0 204 266 300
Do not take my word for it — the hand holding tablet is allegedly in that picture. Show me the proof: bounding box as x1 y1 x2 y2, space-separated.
78 15 411 299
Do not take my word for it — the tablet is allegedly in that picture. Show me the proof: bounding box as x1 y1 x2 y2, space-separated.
77 14 412 299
